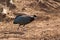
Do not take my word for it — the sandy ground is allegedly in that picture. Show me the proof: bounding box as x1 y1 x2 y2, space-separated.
0 0 60 40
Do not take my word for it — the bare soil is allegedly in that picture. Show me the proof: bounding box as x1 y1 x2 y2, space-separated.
0 0 60 40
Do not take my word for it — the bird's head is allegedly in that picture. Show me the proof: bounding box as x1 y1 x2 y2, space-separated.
31 15 37 18
31 15 37 19
33 15 37 17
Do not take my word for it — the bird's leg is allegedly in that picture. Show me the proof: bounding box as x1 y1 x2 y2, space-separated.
22 24 25 28
22 24 26 31
19 24 21 26
23 24 25 27
17 24 20 30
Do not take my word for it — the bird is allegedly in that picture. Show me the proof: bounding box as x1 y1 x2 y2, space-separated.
13 15 37 30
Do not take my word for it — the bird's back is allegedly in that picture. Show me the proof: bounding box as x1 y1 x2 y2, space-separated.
14 16 34 24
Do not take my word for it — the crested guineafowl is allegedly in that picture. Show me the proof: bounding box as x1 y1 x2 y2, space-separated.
13 15 37 29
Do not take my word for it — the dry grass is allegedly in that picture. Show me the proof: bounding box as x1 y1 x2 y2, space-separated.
0 0 60 40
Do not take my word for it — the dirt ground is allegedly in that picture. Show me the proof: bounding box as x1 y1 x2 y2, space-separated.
0 0 60 40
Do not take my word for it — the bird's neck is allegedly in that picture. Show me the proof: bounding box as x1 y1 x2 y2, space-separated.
30 17 34 21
